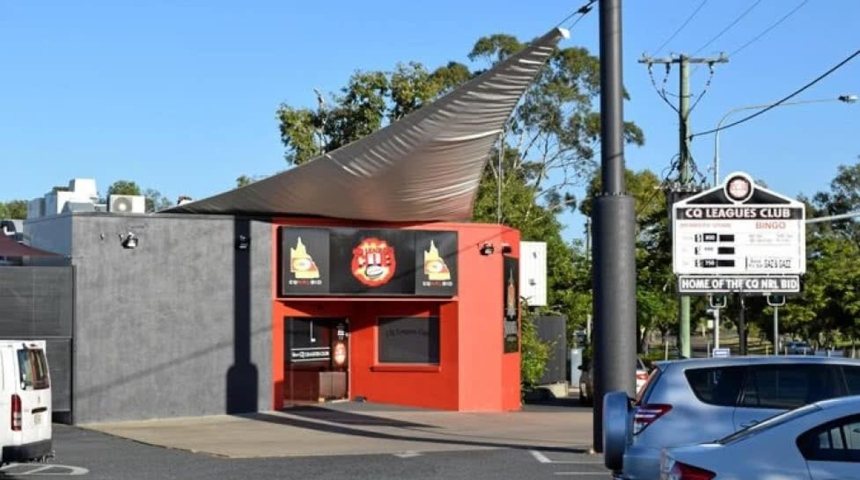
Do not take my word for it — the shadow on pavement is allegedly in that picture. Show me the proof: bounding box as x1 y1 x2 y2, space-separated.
245 409 586 454
277 405 434 428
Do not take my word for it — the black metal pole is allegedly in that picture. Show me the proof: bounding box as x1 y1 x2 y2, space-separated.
738 295 747 355
593 0 637 453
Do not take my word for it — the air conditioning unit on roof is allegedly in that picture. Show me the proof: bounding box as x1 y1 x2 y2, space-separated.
108 195 145 214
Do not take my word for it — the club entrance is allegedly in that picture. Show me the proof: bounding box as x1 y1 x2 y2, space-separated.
284 317 349 405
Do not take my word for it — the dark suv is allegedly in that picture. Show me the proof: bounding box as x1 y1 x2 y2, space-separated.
603 356 860 479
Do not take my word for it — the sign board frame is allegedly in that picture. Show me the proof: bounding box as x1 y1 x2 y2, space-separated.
672 172 806 295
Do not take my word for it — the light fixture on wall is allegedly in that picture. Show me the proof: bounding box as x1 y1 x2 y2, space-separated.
478 242 494 256
236 234 251 250
120 232 138 249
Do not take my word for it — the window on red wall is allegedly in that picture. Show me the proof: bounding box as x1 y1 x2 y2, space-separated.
378 317 439 364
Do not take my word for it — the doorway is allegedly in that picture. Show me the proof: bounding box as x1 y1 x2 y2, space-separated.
284 317 349 405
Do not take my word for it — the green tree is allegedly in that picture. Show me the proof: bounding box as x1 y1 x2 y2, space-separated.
812 162 860 247
143 188 172 213
579 169 675 353
0 200 28 219
778 162 860 350
520 305 551 389
236 175 253 188
107 180 142 196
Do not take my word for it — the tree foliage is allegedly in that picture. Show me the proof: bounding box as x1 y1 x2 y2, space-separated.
107 180 142 196
520 305 551 388
774 161 860 348
142 188 172 213
0 200 27 219
579 169 676 352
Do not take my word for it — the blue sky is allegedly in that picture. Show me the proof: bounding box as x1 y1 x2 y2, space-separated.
1 0 858 240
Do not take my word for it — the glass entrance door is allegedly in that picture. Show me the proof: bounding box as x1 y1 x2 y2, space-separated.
284 317 349 405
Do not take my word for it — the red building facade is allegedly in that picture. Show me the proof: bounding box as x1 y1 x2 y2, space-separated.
271 219 521 412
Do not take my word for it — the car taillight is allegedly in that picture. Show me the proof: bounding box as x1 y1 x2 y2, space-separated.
633 403 671 434
636 371 649 381
11 394 21 431
667 461 715 480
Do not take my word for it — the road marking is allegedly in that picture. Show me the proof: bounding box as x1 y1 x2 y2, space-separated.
0 463 90 475
530 450 603 465
531 450 552 463
393 451 422 458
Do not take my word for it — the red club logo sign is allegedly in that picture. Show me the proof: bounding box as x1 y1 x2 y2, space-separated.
351 237 396 287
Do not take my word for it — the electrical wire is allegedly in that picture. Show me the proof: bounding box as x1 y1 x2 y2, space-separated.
636 155 679 218
689 49 860 140
692 0 762 56
556 0 597 29
687 62 716 114
646 63 679 114
651 0 709 56
729 0 809 58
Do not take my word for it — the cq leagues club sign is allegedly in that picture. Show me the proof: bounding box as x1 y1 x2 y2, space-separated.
672 172 806 295
279 227 458 297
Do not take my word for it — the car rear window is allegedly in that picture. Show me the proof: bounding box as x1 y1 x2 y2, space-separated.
635 366 663 405
17 348 50 390
739 365 837 409
685 366 744 407
843 366 860 395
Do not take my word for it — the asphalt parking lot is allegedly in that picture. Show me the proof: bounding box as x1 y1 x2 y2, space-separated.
16 399 611 479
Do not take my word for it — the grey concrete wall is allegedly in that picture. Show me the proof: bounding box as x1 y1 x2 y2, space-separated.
24 214 73 256
68 213 272 423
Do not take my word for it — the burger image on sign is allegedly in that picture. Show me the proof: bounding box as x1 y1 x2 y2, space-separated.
351 237 396 287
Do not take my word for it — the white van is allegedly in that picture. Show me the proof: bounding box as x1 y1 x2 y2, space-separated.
0 341 52 465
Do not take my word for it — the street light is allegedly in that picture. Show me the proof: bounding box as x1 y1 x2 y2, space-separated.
712 94 858 185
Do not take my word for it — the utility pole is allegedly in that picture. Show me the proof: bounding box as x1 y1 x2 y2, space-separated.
639 53 727 359
593 0 636 453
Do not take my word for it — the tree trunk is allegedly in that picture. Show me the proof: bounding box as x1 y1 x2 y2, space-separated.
638 325 651 354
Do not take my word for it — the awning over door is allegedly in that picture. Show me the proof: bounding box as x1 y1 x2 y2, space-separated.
167 28 568 222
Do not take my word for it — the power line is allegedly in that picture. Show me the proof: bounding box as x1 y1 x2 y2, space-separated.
690 49 860 140
651 0 709 56
556 0 597 29
692 0 762 56
729 0 809 57
688 63 716 114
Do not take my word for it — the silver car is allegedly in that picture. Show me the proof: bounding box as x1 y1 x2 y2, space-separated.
660 395 860 479
603 356 860 479
580 357 649 406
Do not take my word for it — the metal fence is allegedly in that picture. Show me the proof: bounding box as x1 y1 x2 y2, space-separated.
0 266 74 423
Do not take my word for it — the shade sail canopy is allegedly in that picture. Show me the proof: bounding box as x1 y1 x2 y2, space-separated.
0 235 61 257
167 28 568 221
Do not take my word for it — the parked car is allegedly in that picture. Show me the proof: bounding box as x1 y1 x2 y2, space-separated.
785 340 813 355
579 357 649 406
603 356 860 479
660 395 860 479
0 341 52 465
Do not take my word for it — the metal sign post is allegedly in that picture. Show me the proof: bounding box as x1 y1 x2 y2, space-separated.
767 294 786 355
708 294 727 350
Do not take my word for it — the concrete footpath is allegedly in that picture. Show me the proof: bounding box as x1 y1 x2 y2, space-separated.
84 400 596 459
